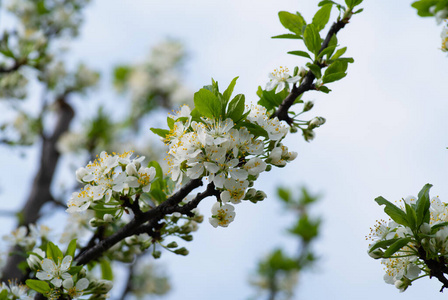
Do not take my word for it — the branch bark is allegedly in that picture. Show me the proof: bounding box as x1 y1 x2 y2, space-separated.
1 97 74 282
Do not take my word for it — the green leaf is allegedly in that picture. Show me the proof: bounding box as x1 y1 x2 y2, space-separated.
47 242 63 263
375 196 409 227
383 237 412 258
278 11 306 35
324 60 348 77
223 76 239 103
67 265 83 275
317 45 337 60
345 0 363 8
150 128 170 139
312 4 332 32
237 122 269 138
227 94 245 122
257 88 290 111
65 239 77 258
330 47 347 60
277 187 291 203
303 24 321 56
0 290 8 300
322 72 346 83
416 183 432 226
368 238 400 253
411 0 439 17
194 88 221 119
307 64 322 79
167 116 174 129
100 259 114 281
318 86 332 93
288 50 312 60
271 33 302 39
405 203 417 230
431 222 448 234
26 279 51 294
147 161 167 202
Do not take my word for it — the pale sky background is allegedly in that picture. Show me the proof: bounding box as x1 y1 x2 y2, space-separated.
2 0 448 299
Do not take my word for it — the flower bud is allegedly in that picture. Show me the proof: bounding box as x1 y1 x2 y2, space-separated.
394 277 411 292
174 247 189 256
303 101 314 112
167 241 178 248
152 251 162 259
367 248 383 259
89 218 104 227
103 214 114 223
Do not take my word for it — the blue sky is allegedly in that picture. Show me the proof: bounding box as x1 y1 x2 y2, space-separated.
2 0 448 299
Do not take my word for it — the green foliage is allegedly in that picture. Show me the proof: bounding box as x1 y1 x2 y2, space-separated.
0 290 8 300
312 4 333 32
100 259 114 281
66 239 77 258
416 183 432 226
194 88 221 119
256 86 291 111
150 128 170 139
113 65 131 91
26 279 51 294
288 50 312 60
278 11 306 36
46 241 64 262
345 0 363 8
303 24 322 56
375 196 409 227
382 237 413 258
411 0 441 16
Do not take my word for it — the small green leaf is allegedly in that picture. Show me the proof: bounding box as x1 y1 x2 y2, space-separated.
67 265 83 275
307 64 322 79
405 203 417 230
431 222 448 234
330 47 347 60
65 239 77 258
411 0 438 17
26 279 51 294
368 238 400 253
222 76 239 103
345 0 363 8
278 11 306 35
0 289 8 300
416 183 432 226
312 4 332 32
271 34 302 39
194 88 221 119
167 116 174 129
227 94 245 122
317 45 337 60
237 122 269 138
277 187 291 203
100 259 114 281
324 60 348 77
288 50 312 60
383 237 412 258
318 86 332 93
150 128 170 139
303 24 321 56
375 196 409 227
322 72 346 83
47 242 63 263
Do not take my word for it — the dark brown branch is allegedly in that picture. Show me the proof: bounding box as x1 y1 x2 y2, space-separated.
417 247 448 292
272 19 349 124
1 97 74 282
75 178 203 266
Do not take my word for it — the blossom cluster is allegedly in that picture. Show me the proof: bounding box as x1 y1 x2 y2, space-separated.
163 105 297 228
367 190 448 292
67 151 155 214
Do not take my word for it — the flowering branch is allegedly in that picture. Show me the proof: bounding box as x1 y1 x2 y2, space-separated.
75 178 203 265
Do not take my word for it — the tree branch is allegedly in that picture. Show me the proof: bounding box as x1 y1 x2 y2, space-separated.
75 178 203 266
272 18 349 124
